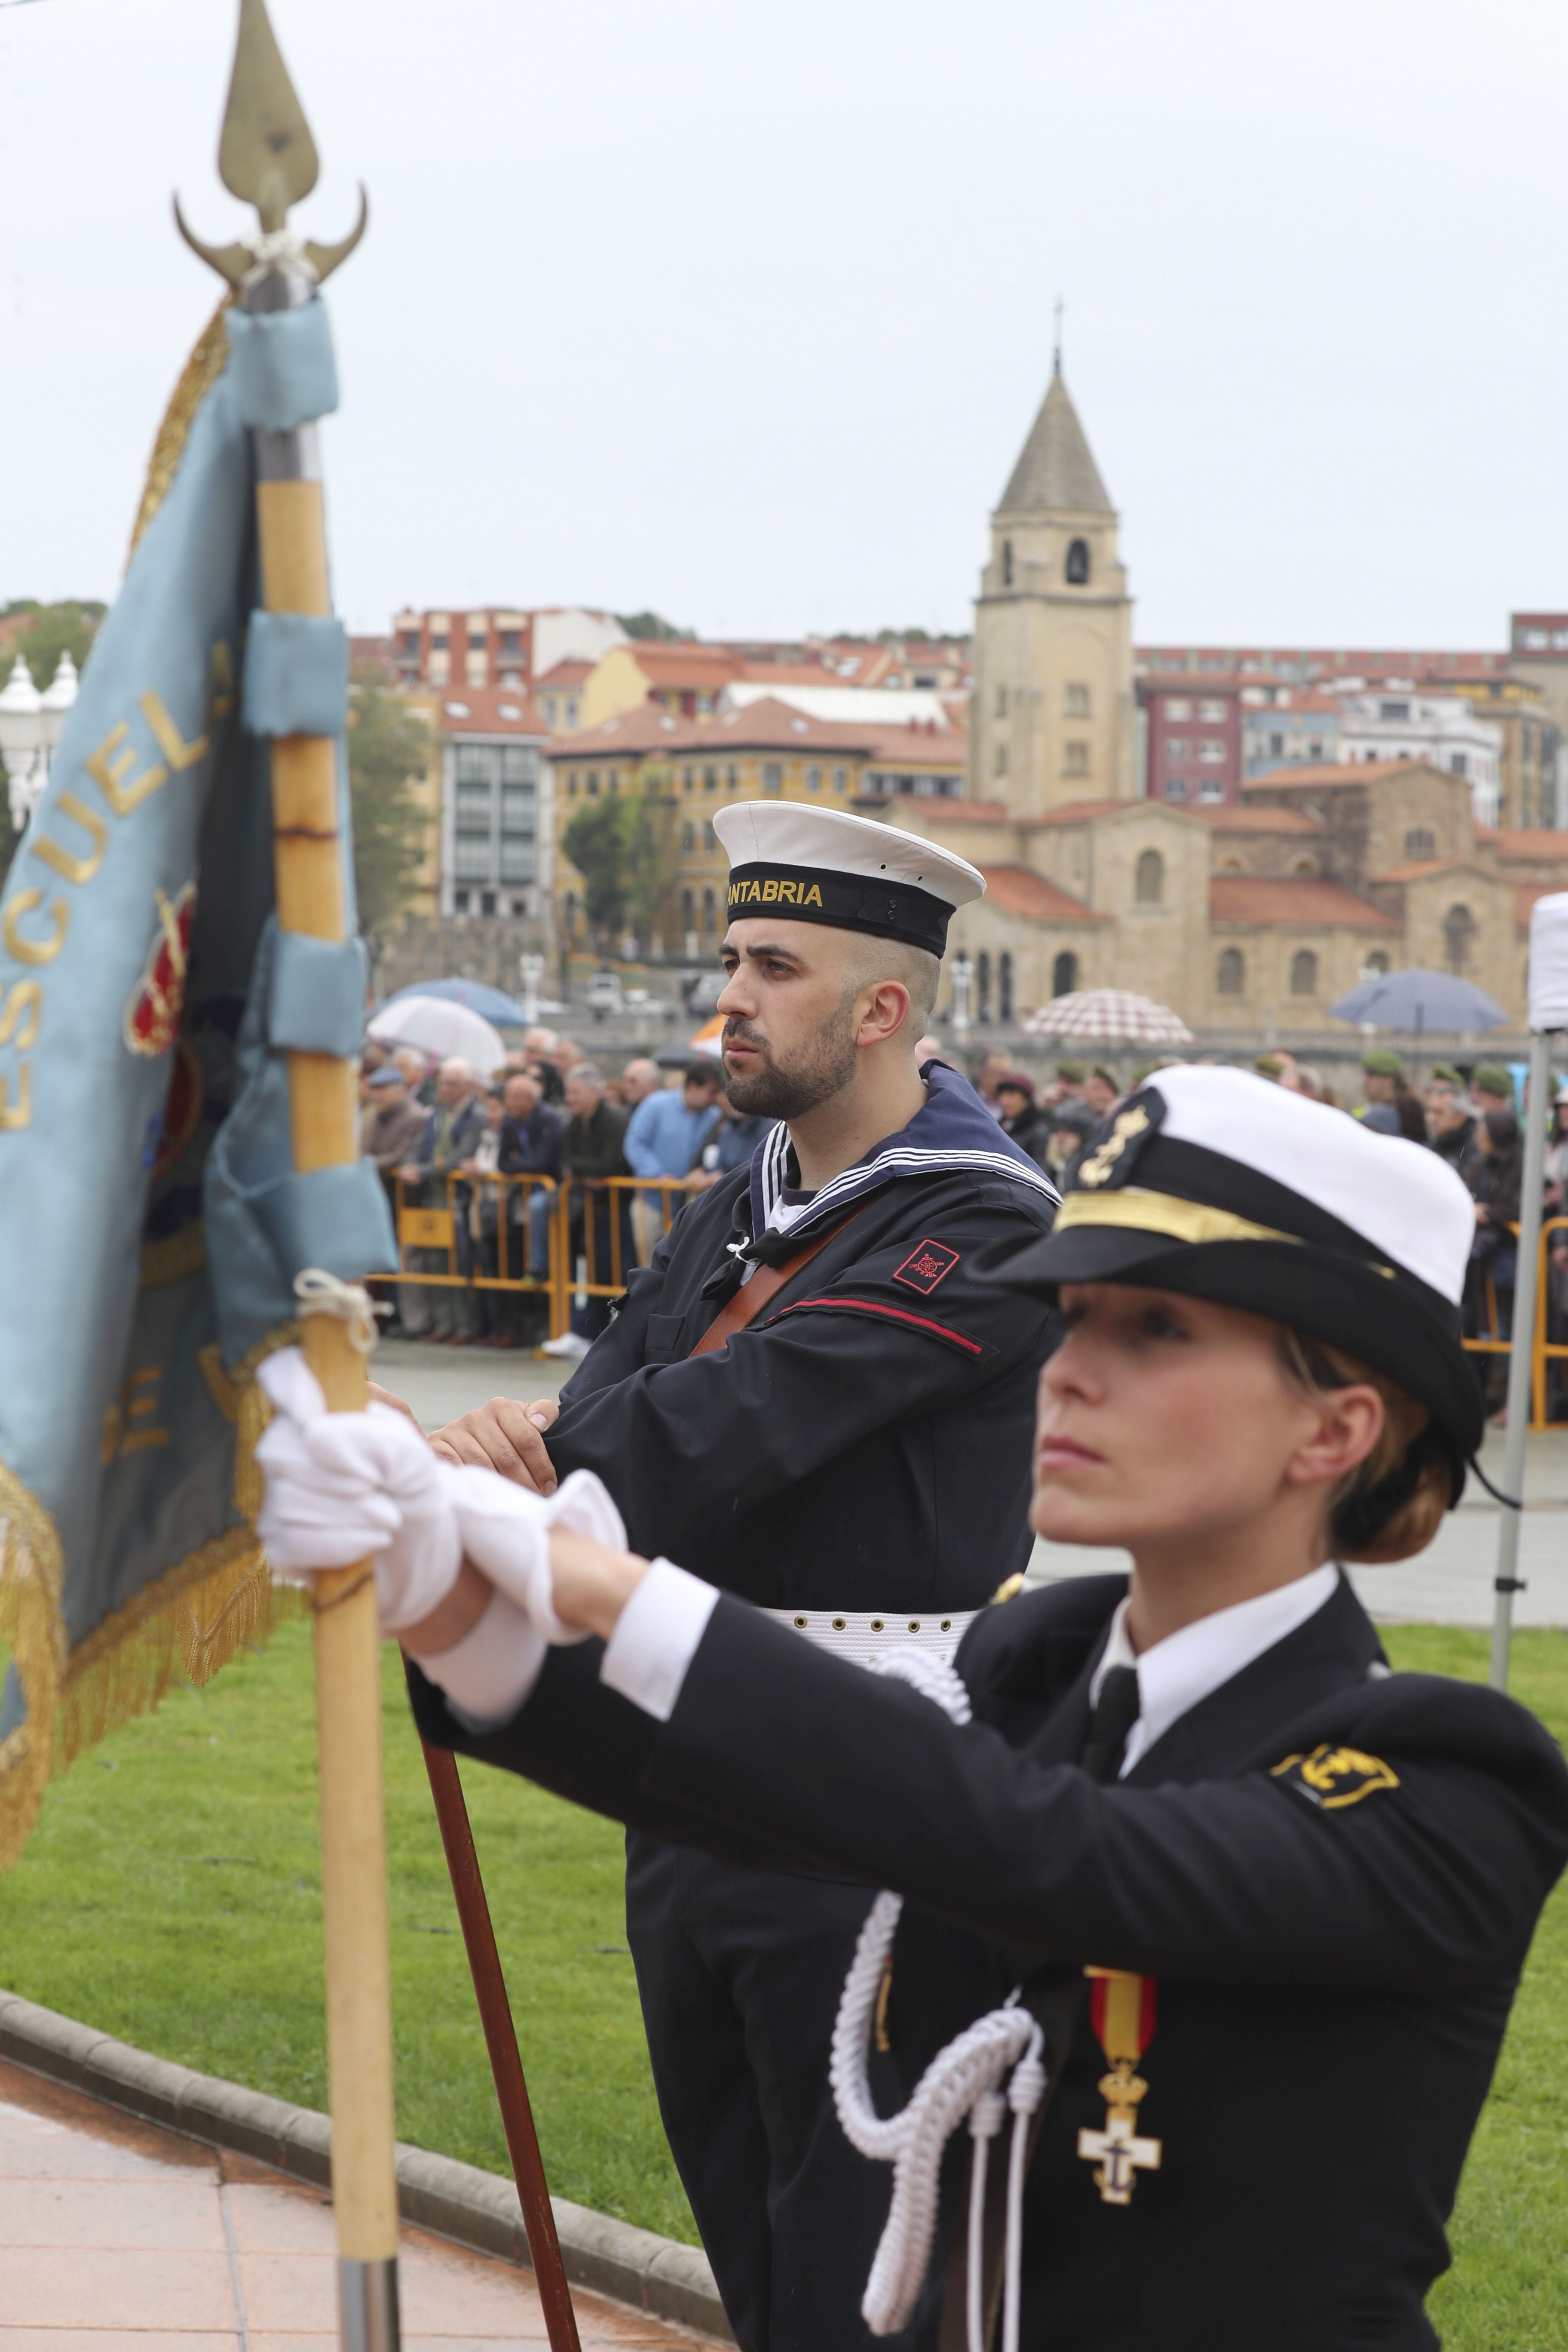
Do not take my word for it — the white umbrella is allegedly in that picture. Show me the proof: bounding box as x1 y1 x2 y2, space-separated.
1020 989 1194 1046
367 993 507 1074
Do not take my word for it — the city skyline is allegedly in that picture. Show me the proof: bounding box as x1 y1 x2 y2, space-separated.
2 0 1565 648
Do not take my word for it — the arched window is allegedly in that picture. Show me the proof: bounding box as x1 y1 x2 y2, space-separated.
1216 947 1245 996
1065 537 1090 585
1134 848 1164 906
998 951 1014 1026
1290 949 1318 997
1052 950 1078 998
681 888 695 936
977 950 992 1023
1443 904 1475 974
702 886 716 935
1001 540 1014 588
995 684 1008 718
1404 827 1435 858
1291 857 1316 876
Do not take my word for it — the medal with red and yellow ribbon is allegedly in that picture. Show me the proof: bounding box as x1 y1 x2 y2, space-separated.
1077 1968 1161 2205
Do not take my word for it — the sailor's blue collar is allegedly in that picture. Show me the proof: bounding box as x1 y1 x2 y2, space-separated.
746 1057 1059 1241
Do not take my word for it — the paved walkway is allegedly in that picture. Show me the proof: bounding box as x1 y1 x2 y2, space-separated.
0 2057 704 2349
377 1341 1568 1630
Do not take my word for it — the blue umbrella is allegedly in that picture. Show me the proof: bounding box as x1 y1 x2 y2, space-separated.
1329 968 1508 1032
383 975 527 1026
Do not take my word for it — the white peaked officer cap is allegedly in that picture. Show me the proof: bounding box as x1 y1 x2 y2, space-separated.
994 1063 1485 1478
713 801 985 957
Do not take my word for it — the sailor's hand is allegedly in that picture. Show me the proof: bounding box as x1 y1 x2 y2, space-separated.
429 1395 560 1492
255 1348 462 1635
368 1381 424 1432
548 1525 651 1640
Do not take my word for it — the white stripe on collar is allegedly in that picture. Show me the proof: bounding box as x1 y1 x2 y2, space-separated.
1088 1564 1341 1778
758 1129 1059 1236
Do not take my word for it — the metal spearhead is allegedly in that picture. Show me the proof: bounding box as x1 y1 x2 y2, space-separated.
175 0 367 290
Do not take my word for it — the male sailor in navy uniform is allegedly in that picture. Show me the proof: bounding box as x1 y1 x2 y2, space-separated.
261 1066 1568 2350
421 801 1060 2349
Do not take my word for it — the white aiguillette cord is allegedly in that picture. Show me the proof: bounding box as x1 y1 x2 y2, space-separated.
294 1266 389 1356
829 1651 1047 2352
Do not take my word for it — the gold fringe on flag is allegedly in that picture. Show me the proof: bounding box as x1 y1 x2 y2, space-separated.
0 1326 299 1877
127 298 233 562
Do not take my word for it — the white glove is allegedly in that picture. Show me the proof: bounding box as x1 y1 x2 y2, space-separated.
442 1464 627 1646
253 1349 629 1650
255 1349 462 1634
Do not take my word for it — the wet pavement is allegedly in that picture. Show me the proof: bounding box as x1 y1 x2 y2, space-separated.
0 2057 708 2349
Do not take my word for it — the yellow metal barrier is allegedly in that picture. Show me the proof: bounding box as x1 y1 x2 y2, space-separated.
383 1171 695 1343
1459 1216 1568 1429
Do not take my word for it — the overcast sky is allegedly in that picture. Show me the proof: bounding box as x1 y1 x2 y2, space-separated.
2 0 1565 651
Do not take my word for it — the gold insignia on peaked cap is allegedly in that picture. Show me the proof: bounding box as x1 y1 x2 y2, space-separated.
1054 1188 1298 1251
990 1571 1026 1605
1074 1103 1152 1191
1271 1744 1400 1809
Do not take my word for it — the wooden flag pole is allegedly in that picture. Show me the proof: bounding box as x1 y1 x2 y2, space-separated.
178 5 395 2343
421 1741 584 2352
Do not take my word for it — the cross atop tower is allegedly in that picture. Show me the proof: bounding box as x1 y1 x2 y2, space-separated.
1053 294 1064 374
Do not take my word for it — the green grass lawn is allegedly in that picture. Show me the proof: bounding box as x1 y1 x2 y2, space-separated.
0 1620 1566 2340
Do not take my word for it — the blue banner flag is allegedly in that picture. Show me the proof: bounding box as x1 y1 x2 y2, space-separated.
0 297 395 1868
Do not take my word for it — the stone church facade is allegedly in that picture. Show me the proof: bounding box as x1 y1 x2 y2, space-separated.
894 365 1568 1031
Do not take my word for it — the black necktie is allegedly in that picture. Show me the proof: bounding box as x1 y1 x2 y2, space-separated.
1082 1663 1141 1783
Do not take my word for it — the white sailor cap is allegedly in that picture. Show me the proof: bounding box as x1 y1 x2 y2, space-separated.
712 801 985 957
996 1064 1485 1470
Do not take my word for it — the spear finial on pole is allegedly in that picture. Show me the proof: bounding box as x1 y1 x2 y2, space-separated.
174 0 366 290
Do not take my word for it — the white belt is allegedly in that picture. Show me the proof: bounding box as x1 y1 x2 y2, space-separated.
762 1606 978 1670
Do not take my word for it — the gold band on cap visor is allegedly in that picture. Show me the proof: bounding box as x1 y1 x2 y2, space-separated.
1053 1186 1298 1250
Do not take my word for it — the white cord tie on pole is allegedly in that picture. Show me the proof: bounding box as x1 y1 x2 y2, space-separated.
294 1267 384 1356
828 1651 1049 2351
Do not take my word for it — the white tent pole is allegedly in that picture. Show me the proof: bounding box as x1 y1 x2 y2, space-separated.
1489 1026 1551 1691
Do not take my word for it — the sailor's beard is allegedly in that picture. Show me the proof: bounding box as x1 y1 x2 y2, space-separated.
722 998 859 1121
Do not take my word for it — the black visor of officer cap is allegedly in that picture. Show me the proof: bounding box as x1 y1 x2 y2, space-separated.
992 1065 1484 1467
713 800 985 956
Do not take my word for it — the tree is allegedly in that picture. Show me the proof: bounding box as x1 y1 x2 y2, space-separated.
346 672 432 940
614 611 692 642
561 799 634 950
0 600 106 690
561 781 682 955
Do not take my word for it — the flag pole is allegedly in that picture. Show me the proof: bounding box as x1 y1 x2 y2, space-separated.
421 1741 584 2351
177 6 395 2343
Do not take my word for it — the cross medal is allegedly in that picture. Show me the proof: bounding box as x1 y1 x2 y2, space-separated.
1078 1969 1162 2206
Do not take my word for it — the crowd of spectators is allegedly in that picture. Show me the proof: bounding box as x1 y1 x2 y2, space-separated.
359 1023 779 1357
362 1019 1568 1410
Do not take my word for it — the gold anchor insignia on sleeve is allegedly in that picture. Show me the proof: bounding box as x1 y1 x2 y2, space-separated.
1078 1968 1161 2205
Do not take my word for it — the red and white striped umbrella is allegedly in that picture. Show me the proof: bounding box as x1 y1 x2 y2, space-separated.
1020 989 1194 1045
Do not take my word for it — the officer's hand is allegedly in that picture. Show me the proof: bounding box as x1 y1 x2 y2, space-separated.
429 1396 560 1493
368 1381 424 1432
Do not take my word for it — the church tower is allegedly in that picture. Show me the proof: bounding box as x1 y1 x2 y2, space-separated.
968 358 1136 816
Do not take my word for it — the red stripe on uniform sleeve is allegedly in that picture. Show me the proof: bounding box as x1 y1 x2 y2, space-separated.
774 1296 986 1356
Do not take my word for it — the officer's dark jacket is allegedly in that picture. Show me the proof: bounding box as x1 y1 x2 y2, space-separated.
545 1116 1058 1611
411 1571 1568 2351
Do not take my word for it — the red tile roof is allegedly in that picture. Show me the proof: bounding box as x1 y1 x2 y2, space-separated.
437 686 548 737
979 865 1107 922
863 724 966 767
533 660 593 690
1245 761 1424 790
879 796 1014 825
628 644 746 690
1478 827 1568 863
1029 800 1128 826
1365 858 1482 884
1209 876 1398 929
546 694 882 760
1191 804 1323 834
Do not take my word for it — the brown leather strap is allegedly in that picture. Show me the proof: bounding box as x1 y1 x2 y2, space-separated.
689 1213 858 1357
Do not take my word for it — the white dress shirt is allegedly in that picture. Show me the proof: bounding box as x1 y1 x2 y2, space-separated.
435 1558 1344 1750
1087 1564 1341 1777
